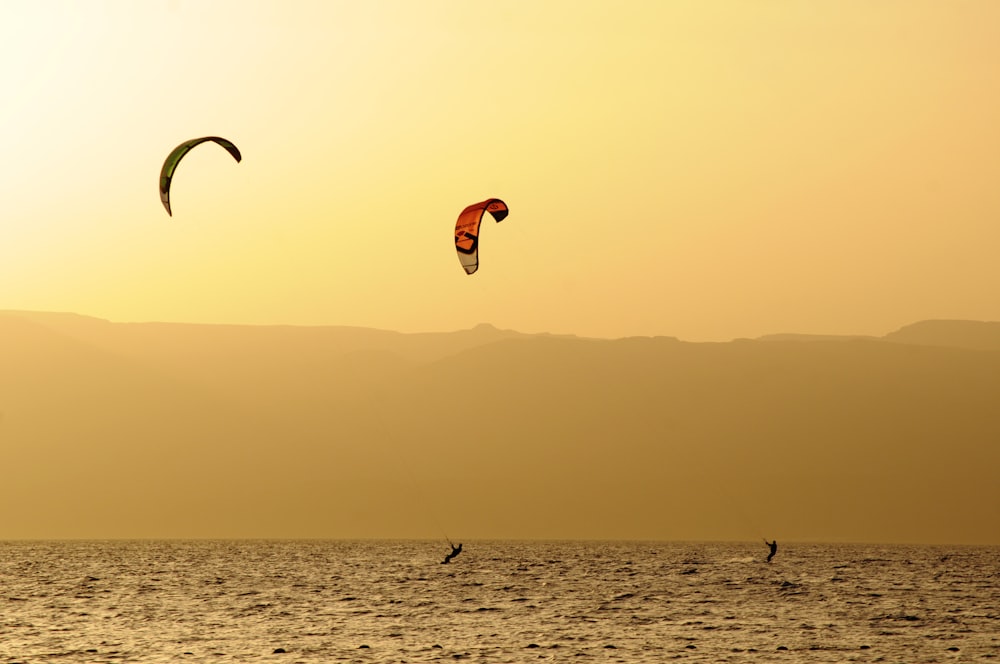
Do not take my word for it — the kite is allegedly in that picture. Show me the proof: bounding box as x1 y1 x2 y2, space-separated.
159 136 242 216
454 198 508 274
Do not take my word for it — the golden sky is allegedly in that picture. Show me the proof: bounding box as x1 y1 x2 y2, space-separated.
3 0 999 341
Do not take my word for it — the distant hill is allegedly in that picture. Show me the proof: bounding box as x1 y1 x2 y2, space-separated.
882 319 1000 351
0 310 540 364
756 333 878 343
757 319 1000 352
1 310 997 544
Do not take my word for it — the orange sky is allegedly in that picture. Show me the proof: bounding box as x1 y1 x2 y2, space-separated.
2 0 999 340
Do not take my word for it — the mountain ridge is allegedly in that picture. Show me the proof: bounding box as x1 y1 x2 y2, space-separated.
1 310 997 544
3 309 998 351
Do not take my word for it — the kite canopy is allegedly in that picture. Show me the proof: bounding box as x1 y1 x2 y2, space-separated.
159 136 242 216
454 198 509 274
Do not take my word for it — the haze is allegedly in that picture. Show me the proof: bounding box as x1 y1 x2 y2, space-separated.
2 2 999 544
1 311 998 544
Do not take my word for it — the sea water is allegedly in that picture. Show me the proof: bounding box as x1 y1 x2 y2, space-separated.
0 540 996 663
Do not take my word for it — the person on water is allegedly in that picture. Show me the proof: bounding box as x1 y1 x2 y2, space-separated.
765 539 778 562
442 542 463 564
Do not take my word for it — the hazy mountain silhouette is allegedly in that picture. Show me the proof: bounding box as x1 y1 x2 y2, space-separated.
1 310 997 544
756 333 878 343
758 319 1000 350
882 319 1000 351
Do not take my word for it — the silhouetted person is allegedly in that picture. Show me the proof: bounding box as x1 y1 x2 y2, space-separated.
442 543 463 564
765 539 777 562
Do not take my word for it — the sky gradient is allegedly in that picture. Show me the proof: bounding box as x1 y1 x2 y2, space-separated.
3 0 999 340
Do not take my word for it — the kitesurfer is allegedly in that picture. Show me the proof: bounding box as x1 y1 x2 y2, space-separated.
442 543 463 564
764 539 778 562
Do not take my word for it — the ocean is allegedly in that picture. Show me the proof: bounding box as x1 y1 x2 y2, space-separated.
0 540 996 662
